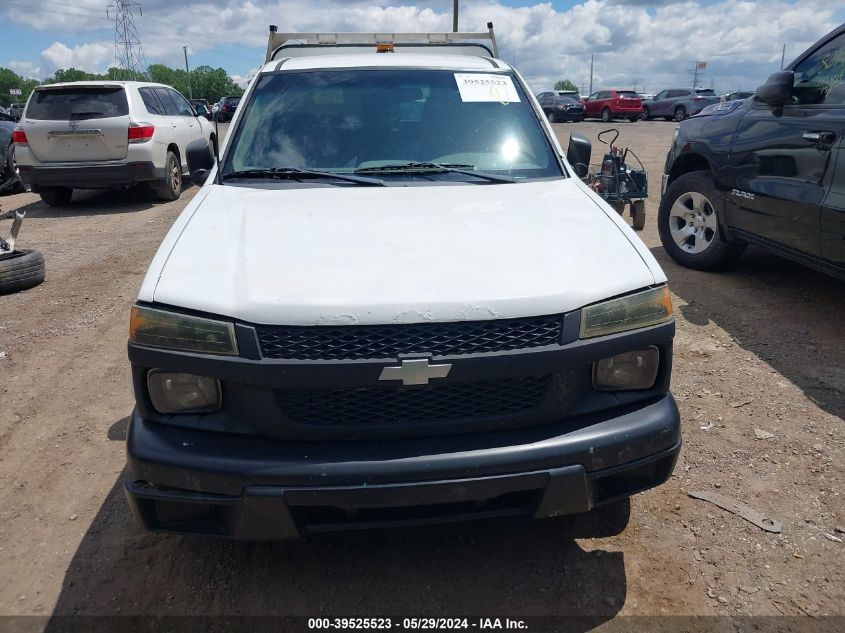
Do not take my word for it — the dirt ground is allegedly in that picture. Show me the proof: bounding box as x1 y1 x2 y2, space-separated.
0 120 842 628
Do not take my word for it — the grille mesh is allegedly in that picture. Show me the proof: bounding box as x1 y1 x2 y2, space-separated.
277 376 550 427
257 316 562 360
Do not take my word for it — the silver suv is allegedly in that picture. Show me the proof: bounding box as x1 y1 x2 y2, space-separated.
13 81 216 206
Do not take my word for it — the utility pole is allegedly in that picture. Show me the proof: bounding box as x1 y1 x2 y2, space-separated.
781 43 786 70
107 0 147 80
453 0 458 32
589 54 594 95
183 45 192 99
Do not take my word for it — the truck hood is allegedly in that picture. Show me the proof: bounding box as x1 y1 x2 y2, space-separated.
147 180 661 325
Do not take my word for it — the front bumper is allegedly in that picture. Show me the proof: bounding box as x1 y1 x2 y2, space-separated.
17 161 161 190
125 393 681 539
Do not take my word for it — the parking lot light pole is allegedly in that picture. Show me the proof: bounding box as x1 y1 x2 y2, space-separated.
453 0 458 32
183 45 192 99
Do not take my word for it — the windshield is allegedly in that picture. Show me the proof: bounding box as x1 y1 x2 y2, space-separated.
224 69 562 182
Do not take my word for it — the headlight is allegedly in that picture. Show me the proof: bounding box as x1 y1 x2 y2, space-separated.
147 370 221 414
593 347 659 391
129 305 238 355
580 286 673 338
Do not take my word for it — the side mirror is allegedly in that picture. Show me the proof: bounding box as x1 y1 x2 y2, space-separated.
567 133 592 179
186 138 215 186
755 71 794 107
195 104 209 117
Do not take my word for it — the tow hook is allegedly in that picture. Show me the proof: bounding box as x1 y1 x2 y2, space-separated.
0 210 25 254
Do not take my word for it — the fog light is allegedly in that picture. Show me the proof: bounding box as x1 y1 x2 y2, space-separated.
593 347 659 391
147 370 221 414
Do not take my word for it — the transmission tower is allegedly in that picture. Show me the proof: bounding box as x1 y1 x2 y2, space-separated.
107 1 148 79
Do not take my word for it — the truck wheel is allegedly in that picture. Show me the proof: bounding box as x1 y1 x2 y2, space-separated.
642 106 650 120
153 151 182 201
601 107 613 122
0 249 45 294
631 200 646 230
39 187 73 206
674 106 687 122
658 171 745 270
609 201 626 215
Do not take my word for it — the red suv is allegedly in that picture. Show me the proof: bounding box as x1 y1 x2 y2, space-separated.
580 90 643 122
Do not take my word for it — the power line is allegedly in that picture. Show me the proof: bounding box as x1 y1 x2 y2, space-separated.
107 0 147 79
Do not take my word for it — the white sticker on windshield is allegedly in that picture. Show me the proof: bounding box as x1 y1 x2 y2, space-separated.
454 73 521 104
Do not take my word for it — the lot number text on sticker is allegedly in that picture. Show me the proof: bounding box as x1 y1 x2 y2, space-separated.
454 74 521 104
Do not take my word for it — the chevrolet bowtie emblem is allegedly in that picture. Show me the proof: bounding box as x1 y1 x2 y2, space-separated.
378 358 452 386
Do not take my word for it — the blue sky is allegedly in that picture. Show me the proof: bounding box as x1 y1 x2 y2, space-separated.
1 1 843 93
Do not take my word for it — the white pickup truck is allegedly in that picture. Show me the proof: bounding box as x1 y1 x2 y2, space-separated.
124 26 680 539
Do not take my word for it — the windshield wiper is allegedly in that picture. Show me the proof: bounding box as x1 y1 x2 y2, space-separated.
355 161 515 183
222 167 385 186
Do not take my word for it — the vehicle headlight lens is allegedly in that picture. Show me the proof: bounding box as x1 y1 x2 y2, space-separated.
580 286 673 338
129 305 238 355
147 370 221 414
593 347 660 391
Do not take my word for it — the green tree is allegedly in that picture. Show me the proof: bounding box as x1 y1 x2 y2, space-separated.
189 65 243 103
553 79 579 92
0 68 38 108
44 67 104 84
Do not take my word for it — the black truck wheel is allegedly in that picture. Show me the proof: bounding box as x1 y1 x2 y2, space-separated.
658 171 745 270
0 249 46 294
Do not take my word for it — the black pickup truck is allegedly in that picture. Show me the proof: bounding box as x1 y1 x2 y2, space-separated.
659 23 845 280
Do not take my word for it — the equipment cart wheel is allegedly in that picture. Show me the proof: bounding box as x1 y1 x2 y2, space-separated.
609 200 626 215
631 199 646 230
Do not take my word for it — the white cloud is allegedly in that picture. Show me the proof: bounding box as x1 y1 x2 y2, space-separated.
4 1 844 93
39 41 113 76
8 60 42 79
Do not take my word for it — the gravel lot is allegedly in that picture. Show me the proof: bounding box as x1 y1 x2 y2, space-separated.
0 120 842 625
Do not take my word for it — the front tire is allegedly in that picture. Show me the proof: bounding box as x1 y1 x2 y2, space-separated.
153 151 182 201
39 187 73 206
658 171 745 270
601 107 613 123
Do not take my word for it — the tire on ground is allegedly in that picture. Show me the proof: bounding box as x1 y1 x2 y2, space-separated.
0 249 46 294
631 199 646 230
153 151 182 201
658 170 745 270
39 187 73 206
601 107 613 122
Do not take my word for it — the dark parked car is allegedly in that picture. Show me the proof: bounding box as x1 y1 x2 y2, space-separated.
8 103 24 121
580 90 642 122
0 119 25 195
216 95 241 122
536 92 584 122
643 89 720 121
659 23 845 280
189 99 212 120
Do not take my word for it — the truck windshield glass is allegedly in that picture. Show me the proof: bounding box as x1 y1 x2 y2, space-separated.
225 69 562 181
